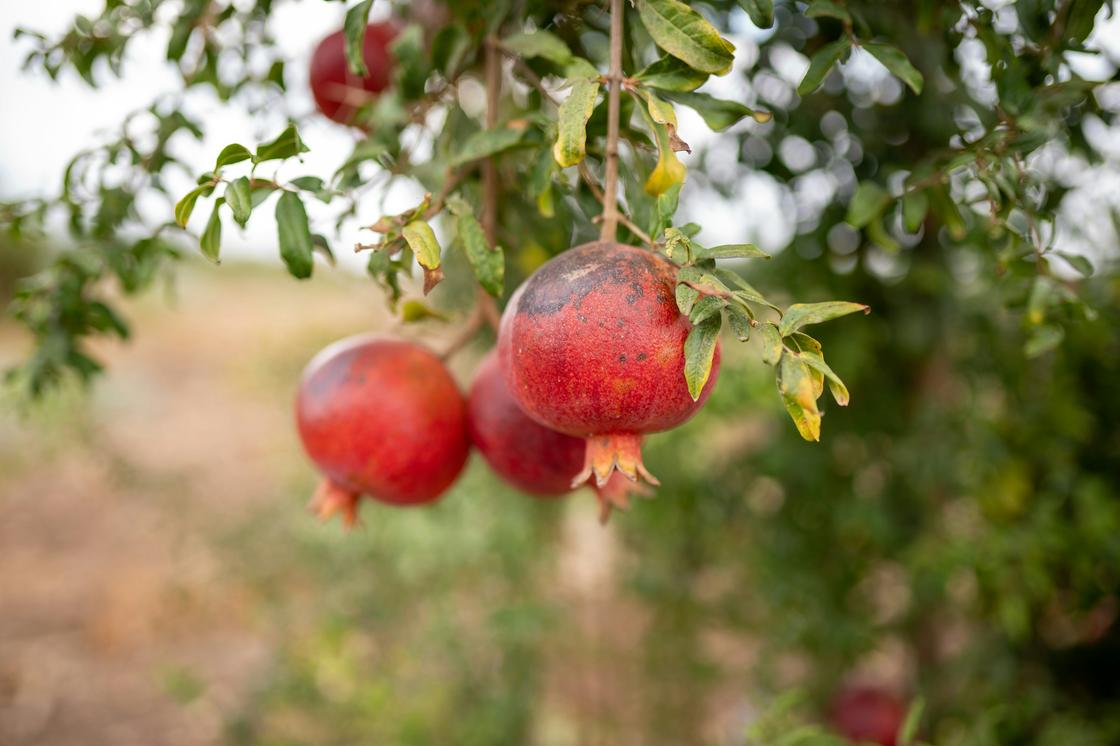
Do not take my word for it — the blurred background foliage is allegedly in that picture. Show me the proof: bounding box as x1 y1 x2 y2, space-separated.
2 0 1120 745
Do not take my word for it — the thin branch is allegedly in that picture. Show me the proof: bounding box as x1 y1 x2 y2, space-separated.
599 0 624 242
483 36 501 246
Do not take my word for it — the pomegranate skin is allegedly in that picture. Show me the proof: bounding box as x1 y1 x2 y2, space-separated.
468 351 584 497
829 686 907 746
296 336 469 523
498 241 720 488
309 22 396 125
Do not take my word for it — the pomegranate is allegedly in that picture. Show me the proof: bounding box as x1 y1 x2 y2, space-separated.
498 240 720 500
295 335 469 526
309 22 396 125
468 351 583 497
829 686 907 746
468 350 647 520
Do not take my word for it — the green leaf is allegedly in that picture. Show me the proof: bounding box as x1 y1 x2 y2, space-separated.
637 0 736 76
553 77 601 167
431 25 471 78
226 177 252 228
636 55 709 92
661 90 768 130
846 181 892 228
450 126 525 167
902 190 929 233
678 265 731 297
805 0 852 24
929 184 966 239
200 201 222 263
400 299 448 323
689 295 725 325
713 268 779 312
759 322 783 365
454 210 505 297
899 697 925 746
798 38 850 95
683 314 721 400
779 301 870 336
1025 324 1064 357
501 30 572 65
676 282 700 316
778 351 821 441
736 0 774 29
726 303 753 341
255 124 309 164
1063 0 1105 44
694 243 770 260
214 143 252 171
1054 251 1093 277
174 185 208 228
390 25 429 101
867 214 900 253
864 42 924 95
275 191 313 279
290 176 325 193
343 0 374 76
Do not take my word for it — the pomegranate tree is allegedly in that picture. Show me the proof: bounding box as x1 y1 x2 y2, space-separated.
309 22 396 126
498 240 720 490
468 350 646 519
295 336 469 526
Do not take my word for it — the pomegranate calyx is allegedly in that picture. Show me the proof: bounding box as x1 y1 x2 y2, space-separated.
308 478 362 529
573 433 661 490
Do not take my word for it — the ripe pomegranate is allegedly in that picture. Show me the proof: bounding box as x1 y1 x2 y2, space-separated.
498 240 720 498
829 686 907 746
295 335 469 526
468 350 647 520
468 351 583 497
309 22 396 125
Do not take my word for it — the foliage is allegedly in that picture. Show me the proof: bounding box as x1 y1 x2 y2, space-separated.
4 0 1120 743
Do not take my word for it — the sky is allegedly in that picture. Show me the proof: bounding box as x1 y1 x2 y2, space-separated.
1 2 1117 275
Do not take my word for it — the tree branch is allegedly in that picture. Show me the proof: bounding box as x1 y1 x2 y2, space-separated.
599 0 624 242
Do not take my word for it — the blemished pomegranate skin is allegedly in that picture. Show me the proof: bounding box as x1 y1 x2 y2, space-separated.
296 336 469 526
498 241 720 493
468 351 584 497
309 22 396 125
829 686 907 746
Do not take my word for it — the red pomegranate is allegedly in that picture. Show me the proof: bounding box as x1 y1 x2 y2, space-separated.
468 351 583 497
468 351 648 519
498 241 720 497
309 22 396 125
295 336 469 526
829 686 907 746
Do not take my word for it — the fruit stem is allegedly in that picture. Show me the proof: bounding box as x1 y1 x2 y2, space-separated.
599 0 624 243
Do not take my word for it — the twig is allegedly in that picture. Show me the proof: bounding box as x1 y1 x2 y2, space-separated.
483 36 501 246
599 0 624 242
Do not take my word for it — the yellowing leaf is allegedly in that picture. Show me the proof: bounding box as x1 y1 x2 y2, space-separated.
778 351 822 441
553 77 600 167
